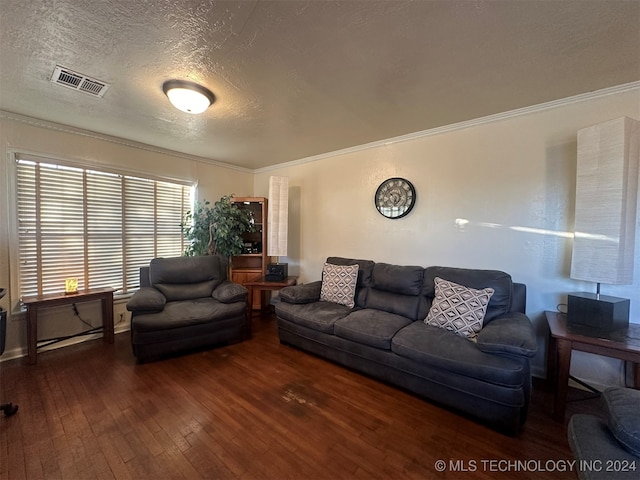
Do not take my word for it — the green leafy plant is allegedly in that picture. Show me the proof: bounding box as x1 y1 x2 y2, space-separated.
181 195 254 259
181 200 215 257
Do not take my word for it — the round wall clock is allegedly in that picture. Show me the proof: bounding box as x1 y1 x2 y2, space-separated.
374 177 416 219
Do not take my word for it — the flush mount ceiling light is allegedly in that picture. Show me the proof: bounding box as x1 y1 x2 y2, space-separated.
162 79 215 114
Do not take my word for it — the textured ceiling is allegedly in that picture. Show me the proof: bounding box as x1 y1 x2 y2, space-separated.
1 1 639 170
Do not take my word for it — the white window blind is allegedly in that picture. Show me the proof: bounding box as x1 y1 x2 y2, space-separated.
16 157 193 297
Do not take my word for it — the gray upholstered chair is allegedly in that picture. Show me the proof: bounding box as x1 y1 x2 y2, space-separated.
126 255 247 362
568 387 640 480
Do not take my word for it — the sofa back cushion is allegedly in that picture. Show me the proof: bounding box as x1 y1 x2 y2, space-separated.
365 263 425 320
372 262 424 295
150 255 226 301
422 266 513 323
139 266 151 288
326 257 375 308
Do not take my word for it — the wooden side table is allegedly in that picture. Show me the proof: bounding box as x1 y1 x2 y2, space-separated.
22 287 115 364
243 276 298 337
545 310 640 421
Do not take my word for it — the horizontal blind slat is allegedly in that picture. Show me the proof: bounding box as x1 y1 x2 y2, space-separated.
16 158 192 297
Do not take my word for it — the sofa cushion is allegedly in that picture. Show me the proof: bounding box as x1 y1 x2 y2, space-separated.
602 387 640 457
424 277 494 340
371 263 424 295
366 289 423 321
150 255 225 301
423 267 512 324
568 414 640 480
132 298 245 332
320 262 359 308
126 287 166 312
212 281 247 303
475 313 538 357
334 309 413 350
363 263 425 320
280 281 322 304
392 321 524 387
275 300 351 334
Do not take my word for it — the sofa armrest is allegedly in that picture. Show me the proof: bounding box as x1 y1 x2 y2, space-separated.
126 287 166 312
280 281 322 304
476 312 538 358
212 281 248 303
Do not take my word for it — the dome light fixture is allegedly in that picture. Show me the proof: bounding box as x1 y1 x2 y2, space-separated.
162 79 215 114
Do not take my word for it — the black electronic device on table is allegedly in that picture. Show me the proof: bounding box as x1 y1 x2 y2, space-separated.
266 263 288 282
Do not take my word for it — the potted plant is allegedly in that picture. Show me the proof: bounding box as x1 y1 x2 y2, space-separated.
181 194 255 260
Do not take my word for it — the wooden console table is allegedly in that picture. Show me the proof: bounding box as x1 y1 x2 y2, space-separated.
244 276 298 337
546 310 640 421
22 287 115 364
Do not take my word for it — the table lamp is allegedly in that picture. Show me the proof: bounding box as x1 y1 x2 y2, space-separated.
65 277 78 294
568 117 640 332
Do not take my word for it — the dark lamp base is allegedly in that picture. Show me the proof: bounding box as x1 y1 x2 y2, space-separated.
567 292 629 334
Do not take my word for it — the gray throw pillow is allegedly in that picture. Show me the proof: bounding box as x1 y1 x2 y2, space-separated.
320 262 359 308
424 277 494 341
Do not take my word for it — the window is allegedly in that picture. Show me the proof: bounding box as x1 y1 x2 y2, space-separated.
15 155 193 298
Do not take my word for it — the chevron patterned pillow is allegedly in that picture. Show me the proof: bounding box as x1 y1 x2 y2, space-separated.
320 262 359 308
424 277 495 340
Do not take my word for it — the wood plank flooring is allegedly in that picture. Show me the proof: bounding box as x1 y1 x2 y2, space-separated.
1 311 602 479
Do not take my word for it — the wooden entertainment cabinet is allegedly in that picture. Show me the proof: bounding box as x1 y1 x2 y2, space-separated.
230 197 269 310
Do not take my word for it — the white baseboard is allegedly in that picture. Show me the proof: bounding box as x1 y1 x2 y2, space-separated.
0 324 130 363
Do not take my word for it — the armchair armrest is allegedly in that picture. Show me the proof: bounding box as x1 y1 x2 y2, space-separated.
476 312 538 358
279 281 322 304
212 281 248 303
126 287 166 312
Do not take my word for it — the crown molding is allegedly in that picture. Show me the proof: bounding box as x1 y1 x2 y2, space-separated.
255 81 640 173
0 110 252 173
2 80 638 175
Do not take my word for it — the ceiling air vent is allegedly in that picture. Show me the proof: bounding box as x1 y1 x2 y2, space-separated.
50 65 110 97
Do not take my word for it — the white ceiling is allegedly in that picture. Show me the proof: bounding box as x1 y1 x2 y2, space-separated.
1 1 639 170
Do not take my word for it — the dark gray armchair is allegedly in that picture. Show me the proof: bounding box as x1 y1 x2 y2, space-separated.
126 255 247 362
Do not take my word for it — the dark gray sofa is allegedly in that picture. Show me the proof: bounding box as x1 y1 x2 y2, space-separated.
126 255 248 362
275 257 537 434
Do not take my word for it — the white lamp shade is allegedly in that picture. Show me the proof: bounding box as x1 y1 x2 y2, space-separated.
570 117 640 285
162 80 215 114
267 176 289 257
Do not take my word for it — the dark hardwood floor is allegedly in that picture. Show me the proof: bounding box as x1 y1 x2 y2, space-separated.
1 311 602 479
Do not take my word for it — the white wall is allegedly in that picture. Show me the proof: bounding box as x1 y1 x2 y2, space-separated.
3 86 639 388
0 114 253 357
254 86 640 385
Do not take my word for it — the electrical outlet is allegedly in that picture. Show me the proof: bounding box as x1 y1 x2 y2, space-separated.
113 303 130 328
